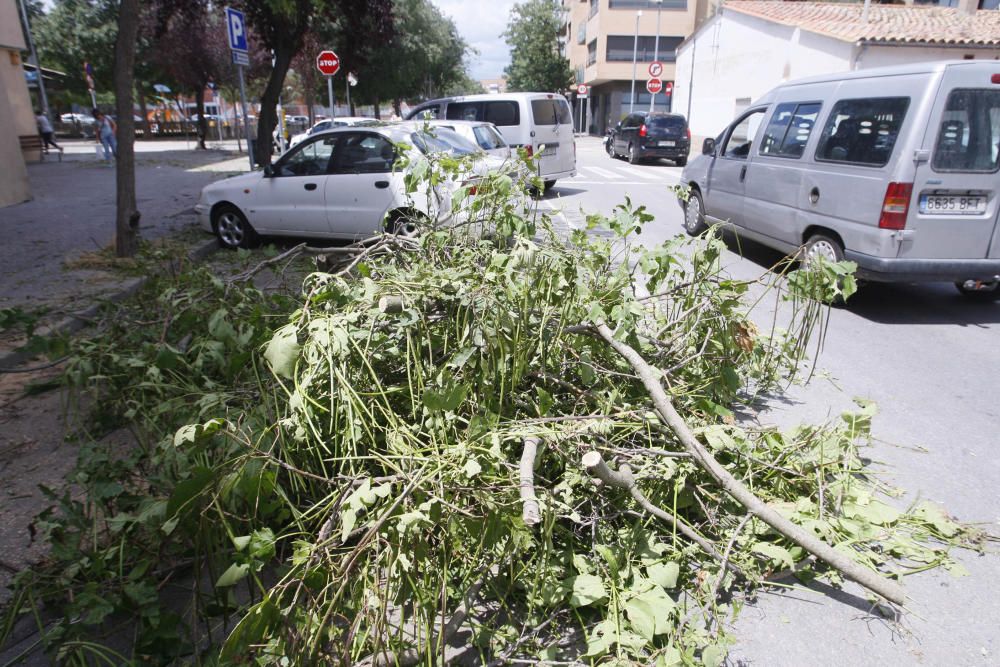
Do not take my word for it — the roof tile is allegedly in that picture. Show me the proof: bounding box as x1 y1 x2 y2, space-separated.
724 1 1000 47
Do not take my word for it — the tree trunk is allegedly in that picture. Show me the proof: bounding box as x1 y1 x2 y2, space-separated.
137 85 149 140
349 95 356 117
255 46 294 167
194 86 207 150
392 98 402 118
373 94 381 120
305 84 315 125
113 0 140 258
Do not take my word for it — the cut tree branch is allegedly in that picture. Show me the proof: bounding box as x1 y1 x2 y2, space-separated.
590 322 907 606
520 436 541 526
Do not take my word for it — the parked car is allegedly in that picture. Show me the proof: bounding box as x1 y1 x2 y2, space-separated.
60 113 95 125
608 111 690 166
412 119 511 159
195 125 504 248
679 60 1000 299
289 116 377 148
405 92 576 190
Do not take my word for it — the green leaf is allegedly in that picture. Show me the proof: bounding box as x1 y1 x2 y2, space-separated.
216 562 249 587
647 561 680 589
341 508 357 542
752 542 794 570
232 535 252 551
567 573 606 608
913 501 959 537
173 418 227 448
264 323 300 379
702 643 725 667
462 458 482 478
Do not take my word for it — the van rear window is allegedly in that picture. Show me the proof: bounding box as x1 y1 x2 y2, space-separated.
446 101 520 127
531 99 572 125
648 116 686 130
932 89 1000 173
814 97 910 167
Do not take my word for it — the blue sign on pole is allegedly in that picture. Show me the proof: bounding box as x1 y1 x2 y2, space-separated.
225 7 248 53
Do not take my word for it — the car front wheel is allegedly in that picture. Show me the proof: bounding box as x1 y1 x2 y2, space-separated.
683 190 707 236
213 204 259 249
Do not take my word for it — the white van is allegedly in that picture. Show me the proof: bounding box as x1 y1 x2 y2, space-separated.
405 92 577 190
680 60 1000 299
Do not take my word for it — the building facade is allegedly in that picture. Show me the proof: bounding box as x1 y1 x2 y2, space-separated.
673 1 1000 139
562 0 716 135
0 0 34 206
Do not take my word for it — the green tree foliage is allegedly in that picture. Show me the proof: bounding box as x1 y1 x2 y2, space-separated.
33 0 119 103
503 0 573 93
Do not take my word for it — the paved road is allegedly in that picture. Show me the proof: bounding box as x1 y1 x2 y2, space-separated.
551 137 1000 665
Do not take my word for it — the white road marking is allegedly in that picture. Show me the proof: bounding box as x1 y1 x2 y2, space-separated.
563 181 654 186
617 167 661 180
538 198 578 229
578 165 624 180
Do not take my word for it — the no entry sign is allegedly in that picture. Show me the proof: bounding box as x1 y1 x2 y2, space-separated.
648 61 663 78
316 50 340 76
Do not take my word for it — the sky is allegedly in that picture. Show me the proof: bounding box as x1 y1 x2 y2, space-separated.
430 0 516 81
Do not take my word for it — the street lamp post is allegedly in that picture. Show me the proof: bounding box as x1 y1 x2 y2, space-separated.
630 10 642 113
650 0 663 112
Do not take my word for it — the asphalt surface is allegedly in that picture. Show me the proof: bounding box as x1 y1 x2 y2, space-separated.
548 137 1000 666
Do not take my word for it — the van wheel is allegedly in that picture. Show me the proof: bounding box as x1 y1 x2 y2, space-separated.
802 233 844 266
683 190 707 236
628 143 640 164
543 180 556 191
955 280 1000 301
213 204 259 249
675 156 687 167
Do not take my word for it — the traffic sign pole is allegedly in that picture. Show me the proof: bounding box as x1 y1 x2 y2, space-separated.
327 76 335 118
237 65 252 169
225 7 253 169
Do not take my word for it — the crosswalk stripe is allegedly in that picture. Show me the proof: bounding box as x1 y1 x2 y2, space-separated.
579 165 623 180
617 167 661 180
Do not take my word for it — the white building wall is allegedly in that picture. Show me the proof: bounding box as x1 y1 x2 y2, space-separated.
673 11 853 138
673 10 1000 141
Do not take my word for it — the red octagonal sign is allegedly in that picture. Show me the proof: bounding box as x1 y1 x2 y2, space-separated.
316 50 340 76
646 78 663 95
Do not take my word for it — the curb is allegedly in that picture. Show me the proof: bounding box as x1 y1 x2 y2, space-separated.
0 238 218 372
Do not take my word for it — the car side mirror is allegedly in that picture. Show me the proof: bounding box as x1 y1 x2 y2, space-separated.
262 164 274 177
702 138 716 156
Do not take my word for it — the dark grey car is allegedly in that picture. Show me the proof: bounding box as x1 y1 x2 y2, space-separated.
609 112 690 166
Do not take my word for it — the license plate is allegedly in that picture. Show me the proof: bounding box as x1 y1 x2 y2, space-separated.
919 194 987 215
658 141 675 147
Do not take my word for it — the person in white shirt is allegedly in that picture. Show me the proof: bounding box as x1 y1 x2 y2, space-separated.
35 110 62 154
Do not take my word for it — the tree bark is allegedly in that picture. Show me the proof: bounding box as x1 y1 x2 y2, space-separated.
591 322 907 606
392 98 402 118
194 86 207 150
373 94 381 120
255 46 294 167
113 0 140 258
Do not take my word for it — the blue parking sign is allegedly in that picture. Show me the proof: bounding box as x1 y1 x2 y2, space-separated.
225 7 248 52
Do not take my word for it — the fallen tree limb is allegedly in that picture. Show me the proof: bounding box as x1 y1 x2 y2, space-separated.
582 451 740 576
590 322 907 606
520 436 542 526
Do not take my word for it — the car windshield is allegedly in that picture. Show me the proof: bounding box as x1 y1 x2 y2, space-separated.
410 128 478 156
472 125 506 150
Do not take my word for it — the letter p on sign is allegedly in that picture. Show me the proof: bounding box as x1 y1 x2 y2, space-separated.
226 7 248 52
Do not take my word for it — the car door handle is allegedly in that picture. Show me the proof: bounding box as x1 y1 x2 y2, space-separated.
739 165 747 182
304 183 317 191
374 180 390 189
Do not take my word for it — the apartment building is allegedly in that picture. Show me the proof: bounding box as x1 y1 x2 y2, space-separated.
562 0 714 135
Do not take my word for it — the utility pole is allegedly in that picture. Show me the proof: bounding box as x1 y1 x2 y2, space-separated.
650 0 662 112
630 10 641 113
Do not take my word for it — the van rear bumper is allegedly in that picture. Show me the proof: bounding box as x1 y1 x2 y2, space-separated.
845 251 1000 283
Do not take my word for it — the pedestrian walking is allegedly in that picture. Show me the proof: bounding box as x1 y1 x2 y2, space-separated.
35 110 62 154
93 108 117 162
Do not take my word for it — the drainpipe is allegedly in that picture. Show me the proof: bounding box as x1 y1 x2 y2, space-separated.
861 0 871 23
956 0 977 16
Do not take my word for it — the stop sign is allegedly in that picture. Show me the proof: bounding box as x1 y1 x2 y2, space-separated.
646 78 663 95
316 50 340 76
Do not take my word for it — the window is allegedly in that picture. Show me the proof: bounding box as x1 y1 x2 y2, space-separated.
609 0 687 9
332 133 396 174
589 0 599 19
413 105 440 120
647 115 686 131
815 97 910 167
932 89 1000 173
576 22 586 45
445 101 520 127
276 137 335 176
758 102 821 158
722 108 766 159
472 125 506 150
606 35 683 62
531 98 572 125
587 39 597 66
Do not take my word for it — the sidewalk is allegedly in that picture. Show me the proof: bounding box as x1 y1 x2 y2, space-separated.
0 140 250 360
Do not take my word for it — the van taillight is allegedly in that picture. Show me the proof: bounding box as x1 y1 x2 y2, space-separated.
686 128 691 141
992 74 1000 84
639 124 647 137
524 145 533 158
878 182 913 230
